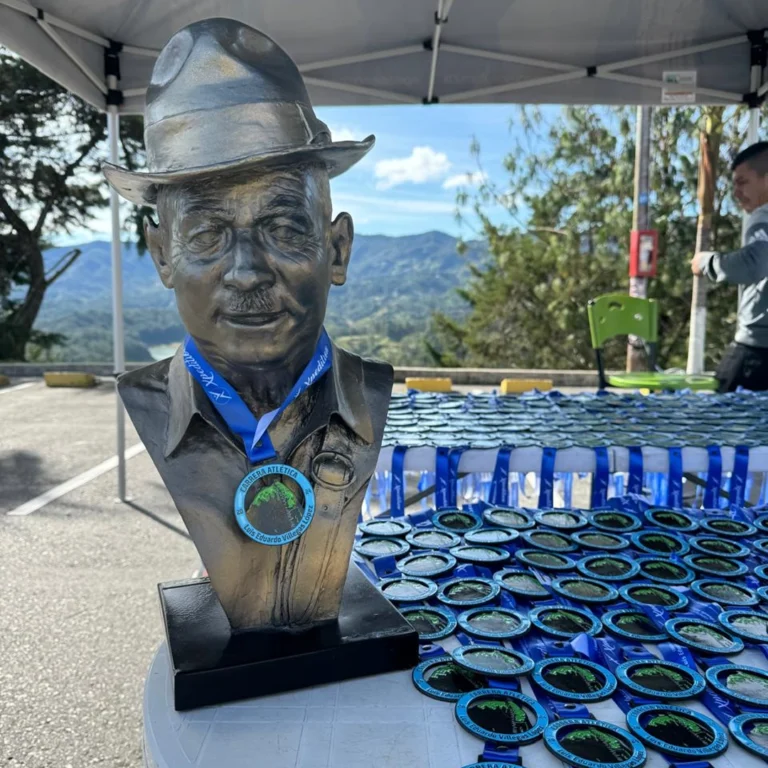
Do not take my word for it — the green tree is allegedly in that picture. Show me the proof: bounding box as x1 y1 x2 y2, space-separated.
431 105 750 370
0 50 145 360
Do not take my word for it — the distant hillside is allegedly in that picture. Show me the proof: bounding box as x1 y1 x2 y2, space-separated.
35 232 483 365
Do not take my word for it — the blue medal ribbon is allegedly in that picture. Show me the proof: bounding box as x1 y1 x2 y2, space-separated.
730 445 750 510
390 446 408 517
591 446 610 509
448 447 467 507
489 446 512 506
704 445 722 509
183 330 332 463
627 446 643 495
435 446 451 510
666 447 683 508
539 447 557 509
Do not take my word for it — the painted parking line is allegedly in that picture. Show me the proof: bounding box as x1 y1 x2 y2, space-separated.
6 443 147 516
0 382 37 395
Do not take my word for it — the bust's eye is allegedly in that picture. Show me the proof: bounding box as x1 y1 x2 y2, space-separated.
188 228 225 252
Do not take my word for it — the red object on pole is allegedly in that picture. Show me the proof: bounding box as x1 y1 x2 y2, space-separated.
629 229 658 278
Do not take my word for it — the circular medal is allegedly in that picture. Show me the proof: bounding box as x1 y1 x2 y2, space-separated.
483 507 536 530
533 658 617 702
412 655 486 701
534 510 589 530
683 553 749 577
378 576 437 603
729 714 768 759
718 609 768 642
570 531 629 552
438 577 500 607
405 528 461 550
493 568 550 598
589 511 642 533
665 617 744 655
544 719 646 768
551 577 619 603
530 605 602 639
630 531 689 556
357 518 412 537
464 527 519 546
753 538 768 555
699 517 756 537
455 689 548 745
451 646 534 678
616 659 705 700
626 704 728 759
619 583 688 611
644 508 699 533
522 530 577 553
755 564 768 582
400 605 456 640
754 512 768 533
689 536 750 558
577 554 640 582
432 508 483 533
398 605 458 642
398 550 457 578
602 609 668 642
449 545 511 565
515 549 574 571
457 607 531 640
690 579 759 606
354 537 410 558
234 464 315 545
706 663 768 706
636 558 695 585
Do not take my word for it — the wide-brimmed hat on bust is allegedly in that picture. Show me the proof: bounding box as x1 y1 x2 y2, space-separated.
103 18 374 205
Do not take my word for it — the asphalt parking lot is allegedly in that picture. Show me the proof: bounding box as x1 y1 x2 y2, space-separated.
0 380 196 768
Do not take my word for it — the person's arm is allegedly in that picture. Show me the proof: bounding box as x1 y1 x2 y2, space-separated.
695 223 768 284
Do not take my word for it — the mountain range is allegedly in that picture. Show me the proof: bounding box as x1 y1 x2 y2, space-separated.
35 232 482 365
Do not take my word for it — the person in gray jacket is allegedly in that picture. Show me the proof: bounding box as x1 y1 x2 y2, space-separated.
692 141 768 392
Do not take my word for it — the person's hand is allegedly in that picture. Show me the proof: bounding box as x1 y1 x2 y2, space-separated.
691 251 714 276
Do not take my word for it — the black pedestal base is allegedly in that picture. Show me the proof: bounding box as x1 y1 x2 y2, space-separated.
158 563 419 710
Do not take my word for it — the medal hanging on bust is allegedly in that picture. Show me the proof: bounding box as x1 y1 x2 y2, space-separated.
183 330 333 545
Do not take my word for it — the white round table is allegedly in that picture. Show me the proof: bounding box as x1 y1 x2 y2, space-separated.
143 641 762 768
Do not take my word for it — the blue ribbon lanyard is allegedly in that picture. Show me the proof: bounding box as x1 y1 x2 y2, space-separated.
729 445 750 510
539 447 557 509
448 447 467 507
390 446 408 518
183 329 332 463
667 447 683 508
703 445 722 510
489 446 512 506
434 447 451 510
627 446 643 495
591 446 610 509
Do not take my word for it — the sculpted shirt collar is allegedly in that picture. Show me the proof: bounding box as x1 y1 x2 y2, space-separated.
163 340 374 458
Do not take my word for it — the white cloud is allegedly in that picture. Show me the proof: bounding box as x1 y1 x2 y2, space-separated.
328 125 362 143
333 193 455 215
374 146 451 190
442 171 488 189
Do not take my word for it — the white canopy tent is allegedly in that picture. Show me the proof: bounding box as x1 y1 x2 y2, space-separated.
1 0 767 499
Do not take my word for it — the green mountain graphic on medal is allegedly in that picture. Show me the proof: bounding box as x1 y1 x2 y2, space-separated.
620 661 703 697
557 724 634 763
246 480 304 537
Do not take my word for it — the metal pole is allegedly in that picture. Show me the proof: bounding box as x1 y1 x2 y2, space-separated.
107 74 126 502
627 105 651 372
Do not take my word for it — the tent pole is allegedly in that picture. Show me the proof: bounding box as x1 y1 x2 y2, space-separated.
627 105 652 373
107 85 126 502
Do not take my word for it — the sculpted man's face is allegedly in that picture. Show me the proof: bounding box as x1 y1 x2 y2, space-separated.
145 165 352 367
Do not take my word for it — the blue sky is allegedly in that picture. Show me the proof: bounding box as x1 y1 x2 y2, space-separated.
74 104 561 244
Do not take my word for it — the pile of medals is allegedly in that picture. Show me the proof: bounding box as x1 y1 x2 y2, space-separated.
355 500 768 768
383 390 768 449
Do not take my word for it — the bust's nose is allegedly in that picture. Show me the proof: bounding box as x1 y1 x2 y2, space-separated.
222 233 274 292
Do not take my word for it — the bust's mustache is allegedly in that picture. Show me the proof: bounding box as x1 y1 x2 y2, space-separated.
222 289 278 315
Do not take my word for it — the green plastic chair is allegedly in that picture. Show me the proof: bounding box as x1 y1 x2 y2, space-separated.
587 293 718 392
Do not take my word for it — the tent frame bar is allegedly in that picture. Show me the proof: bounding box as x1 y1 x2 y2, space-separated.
298 45 423 72
425 0 455 103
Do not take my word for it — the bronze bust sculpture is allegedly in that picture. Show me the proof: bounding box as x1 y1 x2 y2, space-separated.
103 18 393 632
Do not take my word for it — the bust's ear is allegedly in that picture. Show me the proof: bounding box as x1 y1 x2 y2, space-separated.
144 214 173 288
330 212 353 286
